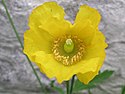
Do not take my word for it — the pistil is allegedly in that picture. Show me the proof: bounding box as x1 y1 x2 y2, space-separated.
64 39 74 53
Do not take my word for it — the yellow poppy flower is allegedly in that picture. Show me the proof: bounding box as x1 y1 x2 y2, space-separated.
23 2 107 84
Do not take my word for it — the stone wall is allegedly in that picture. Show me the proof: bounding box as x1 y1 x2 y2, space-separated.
0 0 125 94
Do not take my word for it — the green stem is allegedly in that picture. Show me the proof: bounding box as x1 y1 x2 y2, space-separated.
2 0 46 93
99 71 101 74
70 75 75 94
66 81 70 94
88 89 92 94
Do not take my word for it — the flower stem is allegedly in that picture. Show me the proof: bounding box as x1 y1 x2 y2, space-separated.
66 81 70 94
88 89 92 94
1 0 46 93
70 75 75 94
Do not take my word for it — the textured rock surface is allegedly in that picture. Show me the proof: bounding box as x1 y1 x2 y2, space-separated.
0 0 125 94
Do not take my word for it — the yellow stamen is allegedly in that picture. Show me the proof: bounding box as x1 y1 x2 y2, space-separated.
52 35 86 66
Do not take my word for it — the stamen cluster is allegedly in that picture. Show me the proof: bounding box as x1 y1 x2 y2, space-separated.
52 35 86 65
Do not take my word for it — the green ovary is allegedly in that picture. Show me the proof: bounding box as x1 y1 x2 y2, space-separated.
64 39 74 53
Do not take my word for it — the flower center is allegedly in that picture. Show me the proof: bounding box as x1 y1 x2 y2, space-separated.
52 35 86 66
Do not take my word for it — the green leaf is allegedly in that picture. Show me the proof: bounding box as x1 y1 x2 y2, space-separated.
50 80 64 94
90 70 114 84
121 86 125 94
53 86 65 94
73 80 96 91
73 70 114 92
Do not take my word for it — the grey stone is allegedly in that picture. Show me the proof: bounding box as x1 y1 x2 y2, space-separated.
0 0 125 94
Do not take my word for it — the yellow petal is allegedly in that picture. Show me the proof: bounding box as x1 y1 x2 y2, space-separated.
29 2 71 37
92 31 108 48
71 19 107 59
71 20 96 45
84 31 107 60
33 51 101 83
77 57 104 84
23 29 53 61
75 5 101 27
